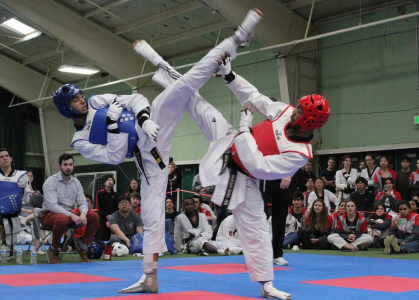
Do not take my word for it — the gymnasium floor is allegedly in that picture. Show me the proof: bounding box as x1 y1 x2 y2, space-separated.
1 252 418 300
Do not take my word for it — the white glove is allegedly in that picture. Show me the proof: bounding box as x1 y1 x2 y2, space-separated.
142 119 159 140
107 99 123 122
218 55 232 77
239 109 253 133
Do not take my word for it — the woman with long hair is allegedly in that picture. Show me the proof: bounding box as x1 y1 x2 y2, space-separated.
360 154 380 194
335 155 358 201
330 200 347 233
327 200 373 251
125 178 140 196
409 198 419 214
297 199 332 249
307 178 338 212
366 202 392 248
374 155 397 195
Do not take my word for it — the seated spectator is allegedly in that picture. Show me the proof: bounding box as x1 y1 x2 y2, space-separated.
360 154 380 194
302 178 315 207
174 198 230 255
125 178 140 196
289 192 308 229
72 194 103 249
350 177 374 216
283 213 298 249
307 178 338 212
165 197 179 235
327 200 372 251
409 158 419 198
385 200 419 254
109 196 143 247
41 154 99 263
410 198 419 214
192 194 215 225
130 192 141 214
374 155 397 195
397 156 412 200
366 202 392 248
216 213 242 252
335 155 358 201
375 178 402 216
192 173 215 209
96 175 119 241
297 199 332 249
330 200 347 232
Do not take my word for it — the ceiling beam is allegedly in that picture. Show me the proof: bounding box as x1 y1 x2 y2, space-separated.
83 0 131 19
113 0 204 35
285 0 329 11
0 0 150 87
152 20 232 49
21 47 70 65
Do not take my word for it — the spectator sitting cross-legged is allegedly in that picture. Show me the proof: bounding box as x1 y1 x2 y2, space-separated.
374 155 397 195
130 192 141 214
366 202 392 248
109 196 143 247
375 178 402 217
384 200 419 254
297 199 333 250
327 200 373 251
125 178 140 196
41 154 99 263
165 197 179 235
96 175 119 241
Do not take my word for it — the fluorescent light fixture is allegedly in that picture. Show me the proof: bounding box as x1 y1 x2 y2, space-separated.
20 30 42 42
58 65 100 75
2 18 36 35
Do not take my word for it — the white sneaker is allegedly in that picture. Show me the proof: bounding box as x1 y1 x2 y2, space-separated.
261 282 291 299
292 245 299 252
273 257 289 266
133 40 164 67
119 270 158 293
234 9 263 43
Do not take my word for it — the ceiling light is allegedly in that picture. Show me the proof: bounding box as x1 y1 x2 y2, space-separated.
58 65 100 75
2 18 36 35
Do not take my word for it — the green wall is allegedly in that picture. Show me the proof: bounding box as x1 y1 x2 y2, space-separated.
319 4 419 150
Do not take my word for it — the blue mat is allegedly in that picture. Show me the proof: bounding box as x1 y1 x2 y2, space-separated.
1 253 418 300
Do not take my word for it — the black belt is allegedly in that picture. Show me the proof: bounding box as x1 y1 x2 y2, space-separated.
133 145 166 186
219 151 238 216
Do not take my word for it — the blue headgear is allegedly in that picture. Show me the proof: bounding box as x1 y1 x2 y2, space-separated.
53 84 86 118
87 243 103 259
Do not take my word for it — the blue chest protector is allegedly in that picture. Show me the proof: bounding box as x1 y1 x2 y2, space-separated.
0 171 26 215
71 105 138 158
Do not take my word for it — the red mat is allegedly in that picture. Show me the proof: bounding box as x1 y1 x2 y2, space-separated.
301 275 419 292
85 291 260 300
161 263 289 274
0 272 121 287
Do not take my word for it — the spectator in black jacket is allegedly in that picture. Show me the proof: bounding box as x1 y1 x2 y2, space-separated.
366 202 392 248
95 175 119 241
350 177 374 216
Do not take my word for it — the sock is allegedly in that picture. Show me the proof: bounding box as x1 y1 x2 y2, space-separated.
217 249 225 255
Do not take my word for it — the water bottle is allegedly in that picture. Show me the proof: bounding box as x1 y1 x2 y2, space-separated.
30 249 37 265
16 247 23 264
0 245 7 263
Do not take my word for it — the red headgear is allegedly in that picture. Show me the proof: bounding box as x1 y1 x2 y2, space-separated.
294 94 330 131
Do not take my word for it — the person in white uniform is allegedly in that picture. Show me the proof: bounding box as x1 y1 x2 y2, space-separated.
133 22 330 300
174 198 233 255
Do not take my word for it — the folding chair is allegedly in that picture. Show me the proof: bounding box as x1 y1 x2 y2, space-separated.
29 196 82 263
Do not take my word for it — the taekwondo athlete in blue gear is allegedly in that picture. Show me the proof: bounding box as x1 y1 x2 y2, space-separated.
52 84 161 178
0 148 33 256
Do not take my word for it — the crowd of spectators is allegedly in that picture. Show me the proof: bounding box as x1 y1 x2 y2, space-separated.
2 148 419 263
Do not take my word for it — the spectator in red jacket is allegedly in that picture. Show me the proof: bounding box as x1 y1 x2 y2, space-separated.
374 155 397 195
409 199 419 214
327 200 373 251
375 178 402 201
297 199 332 249
330 200 347 232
